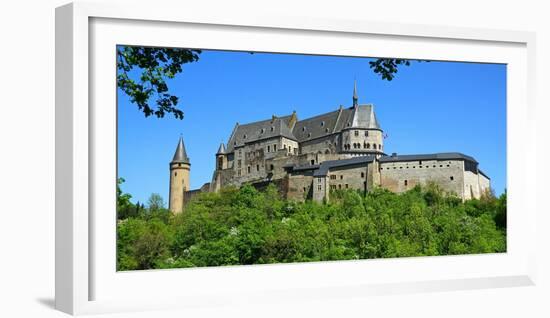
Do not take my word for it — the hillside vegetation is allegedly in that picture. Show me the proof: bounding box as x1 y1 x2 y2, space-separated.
117 180 506 271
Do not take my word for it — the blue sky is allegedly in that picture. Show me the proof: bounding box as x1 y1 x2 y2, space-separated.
118 49 506 205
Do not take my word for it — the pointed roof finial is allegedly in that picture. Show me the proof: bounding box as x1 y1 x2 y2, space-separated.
353 79 358 107
171 135 190 164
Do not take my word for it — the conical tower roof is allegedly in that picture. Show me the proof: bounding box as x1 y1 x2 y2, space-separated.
171 136 190 164
216 142 226 155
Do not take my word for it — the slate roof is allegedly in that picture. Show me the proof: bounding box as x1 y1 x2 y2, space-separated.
226 115 297 153
171 136 190 164
289 104 381 143
216 143 226 155
313 155 375 177
379 152 478 164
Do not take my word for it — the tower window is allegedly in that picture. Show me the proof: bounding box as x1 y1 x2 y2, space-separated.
174 172 177 176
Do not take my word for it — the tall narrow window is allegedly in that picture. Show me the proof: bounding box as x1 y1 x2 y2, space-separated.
267 145 270 152
256 165 260 171
404 180 408 186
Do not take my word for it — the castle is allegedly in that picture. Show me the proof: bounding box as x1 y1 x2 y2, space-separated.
168 82 491 213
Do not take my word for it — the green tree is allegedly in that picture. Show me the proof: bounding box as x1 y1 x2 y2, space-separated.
117 46 201 119
147 193 165 211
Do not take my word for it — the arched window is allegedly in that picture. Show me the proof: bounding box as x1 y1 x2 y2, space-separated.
366 143 370 149
373 143 377 149
379 144 382 150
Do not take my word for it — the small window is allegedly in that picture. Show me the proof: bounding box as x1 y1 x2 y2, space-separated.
317 185 322 191
174 172 177 176
419 160 423 165
379 144 382 150
318 178 322 183
365 131 369 137
311 160 315 165
326 128 329 133
267 145 271 152
321 121 325 126
238 170 241 176
302 127 306 132
373 143 377 149
308 132 312 138
450 176 454 181
256 165 260 171
354 130 359 136
270 164 274 171
404 180 408 186
366 143 370 149
247 166 251 173
303 187 306 192
340 175 343 180
345 184 349 189
440 165 443 167
234 141 237 145
274 145 277 151
243 134 247 139
338 184 342 189
361 172 365 178
271 126 274 132
260 128 265 134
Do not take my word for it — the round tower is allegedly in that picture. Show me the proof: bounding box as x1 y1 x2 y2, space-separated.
216 142 227 170
169 136 190 214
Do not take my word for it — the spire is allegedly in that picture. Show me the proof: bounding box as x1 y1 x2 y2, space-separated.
352 80 358 107
171 136 190 164
216 142 226 155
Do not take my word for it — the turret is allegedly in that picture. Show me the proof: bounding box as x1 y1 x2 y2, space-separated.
169 136 190 214
216 142 227 170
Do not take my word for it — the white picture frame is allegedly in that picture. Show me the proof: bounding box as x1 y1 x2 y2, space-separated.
55 1 537 315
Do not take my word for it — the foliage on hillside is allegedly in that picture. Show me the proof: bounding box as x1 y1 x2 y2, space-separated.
116 179 506 271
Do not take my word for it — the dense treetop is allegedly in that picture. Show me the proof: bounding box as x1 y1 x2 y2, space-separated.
117 180 506 271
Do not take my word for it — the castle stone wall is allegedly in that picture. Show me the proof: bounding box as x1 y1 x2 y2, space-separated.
379 159 464 197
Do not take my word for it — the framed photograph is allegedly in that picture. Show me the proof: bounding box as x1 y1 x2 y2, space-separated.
55 2 537 315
